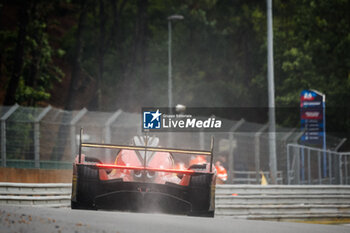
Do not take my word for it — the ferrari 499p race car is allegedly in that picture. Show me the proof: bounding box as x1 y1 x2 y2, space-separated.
71 129 217 217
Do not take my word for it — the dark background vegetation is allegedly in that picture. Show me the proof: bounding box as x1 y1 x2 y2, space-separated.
0 0 349 135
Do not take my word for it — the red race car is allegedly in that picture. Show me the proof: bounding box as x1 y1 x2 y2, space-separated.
71 129 217 217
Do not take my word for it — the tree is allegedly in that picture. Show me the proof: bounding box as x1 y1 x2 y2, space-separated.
65 0 88 110
272 0 350 131
97 0 106 110
2 0 63 106
3 0 30 105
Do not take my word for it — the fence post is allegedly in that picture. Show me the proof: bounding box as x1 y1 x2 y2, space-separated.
346 155 349 184
295 147 300 184
282 128 295 184
199 129 204 150
34 105 52 169
328 151 332 184
228 132 234 183
228 119 245 184
287 144 290 184
292 131 304 184
307 148 311 184
255 124 268 184
1 104 19 167
332 151 340 184
70 108 87 159
335 138 347 151
301 147 305 183
318 151 322 184
339 154 343 185
104 109 122 161
335 140 347 184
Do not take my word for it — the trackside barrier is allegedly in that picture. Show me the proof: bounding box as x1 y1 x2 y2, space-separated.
2 183 350 221
0 182 71 207
215 185 350 220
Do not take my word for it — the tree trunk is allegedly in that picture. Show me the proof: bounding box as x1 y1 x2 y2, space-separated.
0 3 3 81
65 0 87 110
111 0 127 50
51 0 87 161
27 1 42 106
136 0 149 106
111 0 127 110
97 0 106 110
3 0 30 105
120 0 148 110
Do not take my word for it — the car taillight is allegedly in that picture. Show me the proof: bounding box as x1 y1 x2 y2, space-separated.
146 171 155 178
133 170 156 179
134 170 142 178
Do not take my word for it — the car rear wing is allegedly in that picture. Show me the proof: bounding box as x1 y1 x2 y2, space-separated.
78 128 215 172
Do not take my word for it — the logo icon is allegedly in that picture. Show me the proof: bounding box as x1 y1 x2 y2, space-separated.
143 109 162 129
301 91 315 101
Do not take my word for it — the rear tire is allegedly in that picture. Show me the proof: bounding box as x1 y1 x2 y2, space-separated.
190 173 210 186
188 173 214 217
72 165 98 210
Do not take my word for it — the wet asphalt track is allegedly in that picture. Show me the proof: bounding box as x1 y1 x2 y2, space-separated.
0 205 349 233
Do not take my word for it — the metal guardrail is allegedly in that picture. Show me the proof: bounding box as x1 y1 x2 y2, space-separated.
0 182 71 207
1 183 350 220
215 185 350 220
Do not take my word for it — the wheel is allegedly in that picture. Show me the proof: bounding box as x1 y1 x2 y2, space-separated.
190 173 211 186
188 173 214 217
72 165 98 210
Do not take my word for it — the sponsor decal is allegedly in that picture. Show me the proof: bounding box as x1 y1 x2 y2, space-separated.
300 90 325 144
162 117 221 129
143 109 162 129
142 108 222 132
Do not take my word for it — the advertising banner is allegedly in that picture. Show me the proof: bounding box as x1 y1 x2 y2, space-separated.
300 90 325 145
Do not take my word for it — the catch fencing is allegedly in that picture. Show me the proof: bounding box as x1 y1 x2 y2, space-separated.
287 144 350 185
0 105 347 184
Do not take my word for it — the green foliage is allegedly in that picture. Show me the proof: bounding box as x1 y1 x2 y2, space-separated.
1 1 63 106
1 0 349 131
16 79 51 103
270 0 350 130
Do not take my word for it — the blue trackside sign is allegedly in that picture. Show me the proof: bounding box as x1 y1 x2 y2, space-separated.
300 90 325 145
300 89 327 177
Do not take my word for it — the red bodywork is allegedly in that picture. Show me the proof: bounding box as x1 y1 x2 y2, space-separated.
94 149 210 186
72 136 217 216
